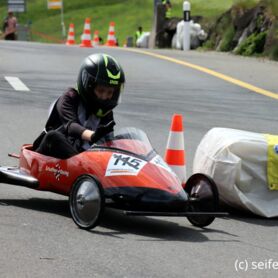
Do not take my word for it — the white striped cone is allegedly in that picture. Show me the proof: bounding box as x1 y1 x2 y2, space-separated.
66 23 75 45
164 114 186 186
92 30 100 46
105 22 117 46
80 18 92 47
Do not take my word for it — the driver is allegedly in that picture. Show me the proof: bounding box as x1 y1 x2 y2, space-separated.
33 53 125 159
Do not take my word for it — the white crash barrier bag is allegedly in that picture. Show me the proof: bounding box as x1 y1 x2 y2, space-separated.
193 128 278 217
172 20 208 50
136 32 150 48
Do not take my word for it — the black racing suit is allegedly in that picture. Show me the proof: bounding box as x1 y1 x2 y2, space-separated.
34 88 114 159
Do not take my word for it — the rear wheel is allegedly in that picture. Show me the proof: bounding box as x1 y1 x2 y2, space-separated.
185 173 219 228
69 175 104 230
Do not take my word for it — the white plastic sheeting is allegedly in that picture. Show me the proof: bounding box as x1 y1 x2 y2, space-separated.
136 32 150 48
193 127 278 218
172 20 207 50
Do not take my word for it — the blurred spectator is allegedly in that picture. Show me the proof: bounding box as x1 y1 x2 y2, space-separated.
162 0 172 19
135 26 143 43
2 10 17 40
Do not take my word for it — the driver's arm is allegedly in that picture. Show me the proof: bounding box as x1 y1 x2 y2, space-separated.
81 129 94 141
57 89 114 142
57 90 94 141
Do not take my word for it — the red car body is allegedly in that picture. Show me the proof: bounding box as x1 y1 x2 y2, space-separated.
19 141 181 195
1 128 224 229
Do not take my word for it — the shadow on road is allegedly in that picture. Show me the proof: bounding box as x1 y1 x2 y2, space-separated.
0 198 70 218
0 197 237 242
89 209 239 243
2 197 276 242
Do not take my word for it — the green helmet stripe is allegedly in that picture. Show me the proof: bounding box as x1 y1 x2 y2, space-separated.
107 70 121 80
103 54 121 80
103 54 109 67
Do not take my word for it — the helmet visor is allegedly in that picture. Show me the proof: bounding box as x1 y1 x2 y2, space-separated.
80 68 124 113
91 84 122 110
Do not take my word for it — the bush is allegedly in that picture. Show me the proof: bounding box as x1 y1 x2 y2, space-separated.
219 26 236 51
235 31 267 55
202 39 215 50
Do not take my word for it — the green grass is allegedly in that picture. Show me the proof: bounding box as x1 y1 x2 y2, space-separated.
232 0 260 8
0 0 241 45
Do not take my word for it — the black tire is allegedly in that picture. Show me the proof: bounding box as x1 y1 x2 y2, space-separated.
69 175 104 230
185 173 219 228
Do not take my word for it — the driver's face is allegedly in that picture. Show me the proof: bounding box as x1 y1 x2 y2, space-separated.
94 85 114 100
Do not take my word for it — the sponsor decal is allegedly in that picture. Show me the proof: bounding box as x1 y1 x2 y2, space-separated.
105 153 147 176
45 164 69 180
109 79 119 85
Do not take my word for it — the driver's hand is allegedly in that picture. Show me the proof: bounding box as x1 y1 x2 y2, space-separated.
90 121 115 144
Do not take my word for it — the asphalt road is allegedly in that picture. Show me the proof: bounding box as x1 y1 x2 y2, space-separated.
0 41 278 278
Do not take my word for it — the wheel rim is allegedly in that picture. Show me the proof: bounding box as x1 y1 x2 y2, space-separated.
70 177 102 228
186 174 218 227
189 179 217 212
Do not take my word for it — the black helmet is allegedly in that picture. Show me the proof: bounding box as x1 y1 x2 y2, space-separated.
77 53 125 117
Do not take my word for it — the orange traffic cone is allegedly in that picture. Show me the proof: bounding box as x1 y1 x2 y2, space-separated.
80 18 93 48
92 30 100 47
105 22 117 47
164 114 186 187
66 23 75 45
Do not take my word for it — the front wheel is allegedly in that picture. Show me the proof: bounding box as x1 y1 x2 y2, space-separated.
69 175 104 230
185 173 219 228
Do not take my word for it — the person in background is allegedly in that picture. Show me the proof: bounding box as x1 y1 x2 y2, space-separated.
2 10 17 40
162 0 172 19
135 26 143 43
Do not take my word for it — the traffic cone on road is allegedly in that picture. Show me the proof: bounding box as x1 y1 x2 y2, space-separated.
92 30 100 47
80 18 93 48
164 114 186 187
105 22 117 47
66 23 75 45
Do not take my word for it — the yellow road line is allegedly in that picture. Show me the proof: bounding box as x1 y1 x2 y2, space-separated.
122 48 278 100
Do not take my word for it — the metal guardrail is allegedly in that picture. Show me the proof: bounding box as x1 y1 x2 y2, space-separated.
16 24 31 41
2 24 64 43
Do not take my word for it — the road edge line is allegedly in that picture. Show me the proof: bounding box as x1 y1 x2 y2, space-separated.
121 48 278 100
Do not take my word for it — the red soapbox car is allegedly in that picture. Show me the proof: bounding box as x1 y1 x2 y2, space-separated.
0 127 227 230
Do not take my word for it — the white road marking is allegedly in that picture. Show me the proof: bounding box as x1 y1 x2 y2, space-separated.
4 76 30 91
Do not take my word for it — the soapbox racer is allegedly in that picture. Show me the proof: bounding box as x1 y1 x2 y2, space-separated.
0 127 227 230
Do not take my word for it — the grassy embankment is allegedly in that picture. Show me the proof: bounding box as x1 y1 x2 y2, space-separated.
0 0 235 45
